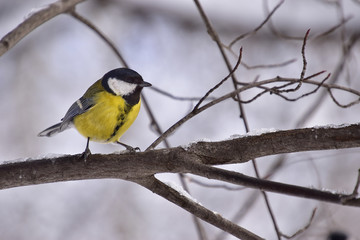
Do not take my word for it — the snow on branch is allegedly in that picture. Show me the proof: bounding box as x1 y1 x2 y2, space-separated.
1 123 360 206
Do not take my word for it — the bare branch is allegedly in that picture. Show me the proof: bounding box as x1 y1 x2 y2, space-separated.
192 0 245 131
281 208 317 239
215 191 260 240
328 88 360 108
264 0 304 40
134 176 263 240
150 86 216 102
177 174 209 240
340 169 360 203
2 124 360 206
0 0 85 56
296 33 360 127
147 72 359 150
274 29 311 94
273 73 330 102
193 47 242 110
235 73 330 105
228 0 285 48
241 58 296 70
69 10 128 67
300 30 310 80
314 16 352 39
352 169 360 197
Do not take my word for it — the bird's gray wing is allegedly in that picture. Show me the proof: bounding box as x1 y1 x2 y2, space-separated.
59 97 95 130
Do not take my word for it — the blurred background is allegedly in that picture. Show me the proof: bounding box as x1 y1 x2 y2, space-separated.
1 0 360 239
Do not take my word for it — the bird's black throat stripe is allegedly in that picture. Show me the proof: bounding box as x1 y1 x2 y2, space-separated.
106 104 133 142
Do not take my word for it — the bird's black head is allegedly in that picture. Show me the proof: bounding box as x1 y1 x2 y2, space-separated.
101 68 151 105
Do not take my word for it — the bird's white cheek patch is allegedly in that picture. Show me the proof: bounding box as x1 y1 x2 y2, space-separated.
108 78 137 96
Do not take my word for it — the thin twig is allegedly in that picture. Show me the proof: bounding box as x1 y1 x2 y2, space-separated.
274 74 330 102
267 71 327 95
275 29 310 94
69 10 128 67
264 0 304 40
192 0 244 120
241 58 296 70
300 30 310 81
328 89 360 108
314 16 352 40
296 33 360 127
193 47 242 111
237 73 329 104
281 208 317 239
340 169 360 203
228 0 285 48
251 159 282 240
193 2 283 236
150 86 216 102
352 169 360 197
146 74 360 150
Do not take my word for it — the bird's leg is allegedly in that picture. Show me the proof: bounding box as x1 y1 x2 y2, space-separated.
80 137 91 160
116 141 140 152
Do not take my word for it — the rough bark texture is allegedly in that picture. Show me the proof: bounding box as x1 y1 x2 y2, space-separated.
1 124 360 195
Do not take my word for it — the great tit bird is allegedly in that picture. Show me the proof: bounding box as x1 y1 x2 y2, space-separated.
38 68 151 157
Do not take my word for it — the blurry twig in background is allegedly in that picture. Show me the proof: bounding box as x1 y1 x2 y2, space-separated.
280 208 317 239
264 0 304 40
150 86 216 102
313 16 352 40
69 10 128 67
328 88 360 108
241 58 296 70
227 0 285 49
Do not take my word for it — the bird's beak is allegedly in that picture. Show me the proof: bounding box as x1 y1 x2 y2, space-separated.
139 81 152 87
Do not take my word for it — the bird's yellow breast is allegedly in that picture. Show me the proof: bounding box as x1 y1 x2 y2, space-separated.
73 91 141 143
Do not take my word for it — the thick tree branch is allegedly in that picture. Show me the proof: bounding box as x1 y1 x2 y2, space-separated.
0 0 85 56
1 124 360 205
1 124 360 240
147 71 360 150
187 123 360 165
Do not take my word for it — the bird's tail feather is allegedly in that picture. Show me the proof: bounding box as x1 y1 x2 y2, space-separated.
38 122 69 137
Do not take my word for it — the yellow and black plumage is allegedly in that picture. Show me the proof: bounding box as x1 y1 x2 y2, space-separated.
38 68 151 156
